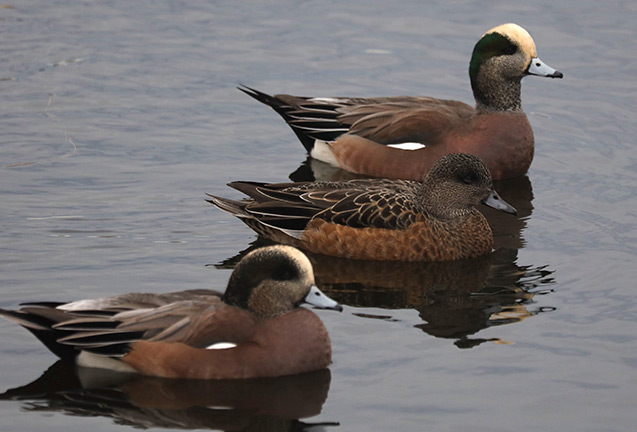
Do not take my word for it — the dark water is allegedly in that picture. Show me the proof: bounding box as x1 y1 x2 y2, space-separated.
1 1 636 431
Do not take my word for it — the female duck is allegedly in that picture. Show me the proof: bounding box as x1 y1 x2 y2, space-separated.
208 153 517 261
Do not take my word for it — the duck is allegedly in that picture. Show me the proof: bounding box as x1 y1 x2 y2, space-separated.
239 23 563 181
0 245 343 379
207 153 517 261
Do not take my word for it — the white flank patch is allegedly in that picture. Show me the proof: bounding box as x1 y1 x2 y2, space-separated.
310 140 339 167
386 142 425 150
76 351 137 373
58 298 105 311
206 342 238 350
308 97 349 104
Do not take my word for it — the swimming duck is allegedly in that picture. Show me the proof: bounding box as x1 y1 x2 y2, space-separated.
207 153 517 261
0 246 342 379
239 23 563 180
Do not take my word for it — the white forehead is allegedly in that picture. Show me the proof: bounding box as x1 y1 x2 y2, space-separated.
484 23 537 57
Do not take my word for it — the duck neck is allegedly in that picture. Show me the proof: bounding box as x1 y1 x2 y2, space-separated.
471 73 523 113
419 184 472 221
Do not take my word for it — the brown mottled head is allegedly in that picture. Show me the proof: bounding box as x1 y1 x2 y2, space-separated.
420 153 516 219
222 245 341 318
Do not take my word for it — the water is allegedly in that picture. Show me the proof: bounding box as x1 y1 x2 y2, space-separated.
1 0 636 431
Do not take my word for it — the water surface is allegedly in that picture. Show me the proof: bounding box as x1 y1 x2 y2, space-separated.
1 1 636 431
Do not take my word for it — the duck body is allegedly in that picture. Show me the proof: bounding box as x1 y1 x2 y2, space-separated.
208 154 518 261
239 23 562 180
316 104 534 180
0 246 342 379
123 305 329 379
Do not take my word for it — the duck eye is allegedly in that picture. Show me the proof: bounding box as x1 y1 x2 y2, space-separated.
460 173 478 184
503 44 517 55
273 267 297 281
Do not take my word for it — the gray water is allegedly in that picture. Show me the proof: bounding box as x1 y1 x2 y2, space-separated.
1 1 636 431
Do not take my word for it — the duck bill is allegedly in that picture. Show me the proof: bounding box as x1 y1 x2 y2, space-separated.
305 285 343 312
482 190 517 215
527 57 563 78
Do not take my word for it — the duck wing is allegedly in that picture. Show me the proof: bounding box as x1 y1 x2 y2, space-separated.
1 290 256 359
208 179 424 239
339 98 474 145
238 86 473 147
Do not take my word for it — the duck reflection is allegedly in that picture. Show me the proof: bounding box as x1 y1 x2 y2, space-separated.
218 241 555 350
482 175 534 250
1 362 337 431
289 157 366 183
298 248 553 349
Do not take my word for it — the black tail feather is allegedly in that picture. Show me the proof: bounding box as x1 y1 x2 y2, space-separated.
237 85 317 152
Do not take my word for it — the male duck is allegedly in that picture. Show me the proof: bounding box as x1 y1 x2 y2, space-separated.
239 23 563 180
207 153 517 261
0 246 342 379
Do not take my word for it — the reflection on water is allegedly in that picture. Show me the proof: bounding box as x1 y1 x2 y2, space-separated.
1 362 337 431
218 241 555 349
289 157 369 183
484 175 535 250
